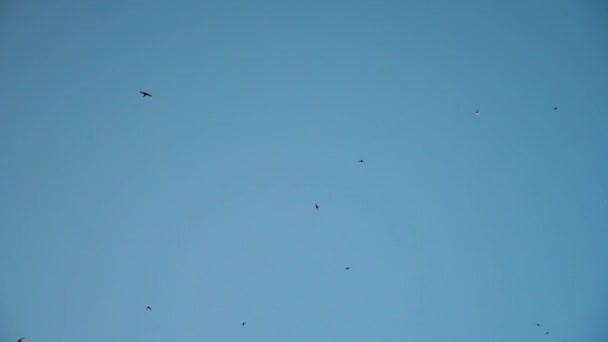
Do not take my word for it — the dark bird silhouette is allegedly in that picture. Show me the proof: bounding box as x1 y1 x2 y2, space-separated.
475 108 480 116
345 266 351 270
146 306 152 311
315 203 319 211
17 338 24 342
358 160 364 163
536 323 541 327
546 332 550 335
140 91 152 97
554 107 558 110
242 322 246 326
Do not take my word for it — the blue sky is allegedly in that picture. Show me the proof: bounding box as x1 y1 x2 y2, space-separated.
1 0 607 341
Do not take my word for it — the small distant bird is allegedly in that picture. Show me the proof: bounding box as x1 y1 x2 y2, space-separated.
554 107 558 111
315 203 319 211
242 322 246 326
358 160 364 163
345 266 351 270
475 108 480 116
146 306 152 311
17 338 24 342
546 332 550 335
140 91 152 97
536 323 541 327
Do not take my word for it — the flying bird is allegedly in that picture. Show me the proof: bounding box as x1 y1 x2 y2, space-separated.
315 203 319 211
475 108 480 116
546 332 550 335
17 338 24 342
358 160 364 163
146 306 152 311
345 266 351 270
554 107 558 110
536 323 541 327
242 322 246 326
140 91 152 97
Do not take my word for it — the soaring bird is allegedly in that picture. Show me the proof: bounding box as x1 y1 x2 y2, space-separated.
358 160 364 163
315 203 320 211
554 106 558 110
140 91 152 97
475 108 480 116
17 338 24 342
345 266 351 270
536 324 541 327
146 306 152 311
546 332 550 335
242 322 246 326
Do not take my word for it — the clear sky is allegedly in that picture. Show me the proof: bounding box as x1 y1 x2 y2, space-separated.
1 0 607 341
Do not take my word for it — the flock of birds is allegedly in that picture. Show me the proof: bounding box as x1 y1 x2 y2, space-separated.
536 323 568 341
14 92 567 342
16 323 567 342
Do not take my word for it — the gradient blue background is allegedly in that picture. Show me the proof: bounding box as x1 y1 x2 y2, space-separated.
1 0 607 341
